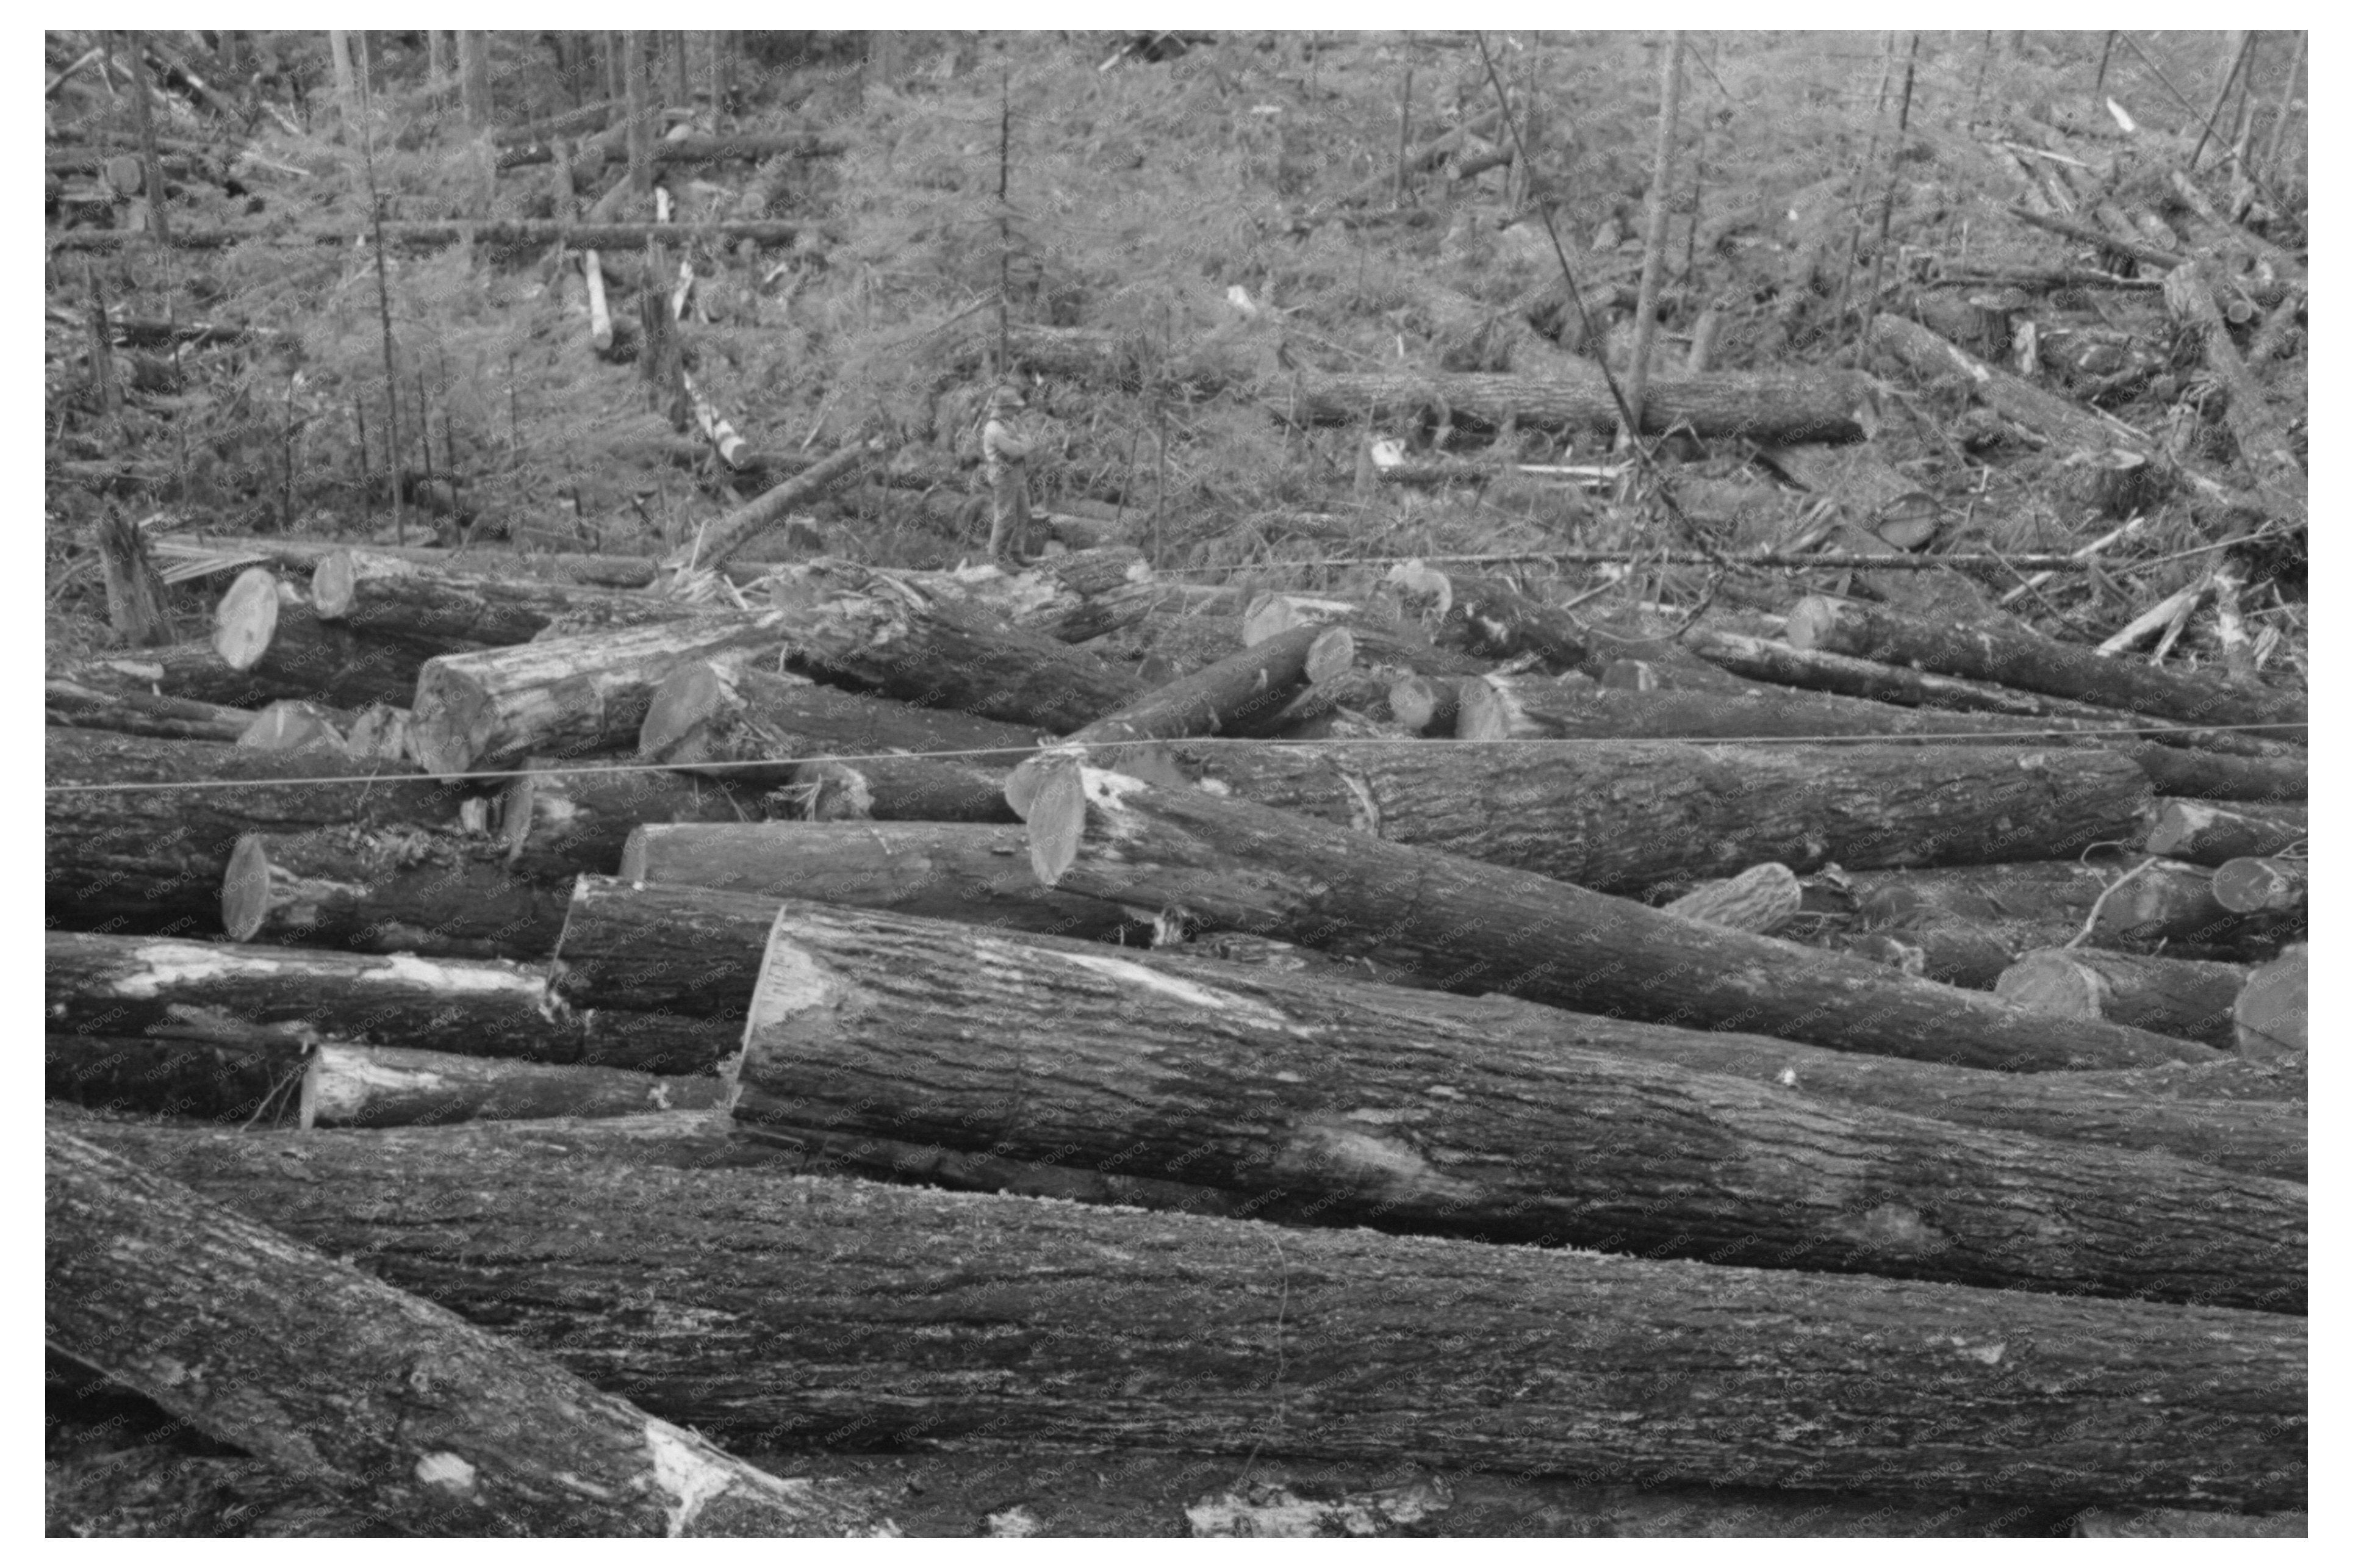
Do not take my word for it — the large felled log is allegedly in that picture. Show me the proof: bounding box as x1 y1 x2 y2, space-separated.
79 1113 2306 1513
2122 742 2305 805
1866 311 2132 456
1027 765 2210 1071
46 1126 888 1537
2233 946 2305 1059
45 731 475 932
46 931 584 1063
1684 626 2304 763
309 547 694 653
1417 572 1751 691
620 825 1141 940
1785 595 2306 739
2164 259 2305 519
735 899 2302 1309
1004 624 1325 816
48 218 817 252
45 677 253 743
639 660 1030 821
496 756 758 883
2146 799 2307 865
2096 857 2297 957
684 440 889 572
1454 669 2197 752
48 1030 303 1124
1996 949 2250 1049
411 614 796 778
763 560 1143 732
157 535 770 590
303 1043 728 1129
221 826 570 960
1838 858 2282 965
1288 366 1871 443
886 547 1162 644
1084 736 2152 894
210 568 437 709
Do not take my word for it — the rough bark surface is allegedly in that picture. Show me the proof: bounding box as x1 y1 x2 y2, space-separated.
210 569 435 709
310 548 695 652
74 1114 2306 1514
303 1043 729 1129
46 678 253 743
620 824 1140 940
1995 949 2251 1050
222 826 571 960
46 930 583 1063
45 732 476 932
734 901 2302 1308
1030 765 2212 1072
1291 366 1872 442
1786 595 2306 737
1096 736 2152 893
2146 799 2307 866
497 757 758 883
47 1126 890 1537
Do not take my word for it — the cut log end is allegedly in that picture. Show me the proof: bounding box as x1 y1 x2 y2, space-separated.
1994 951 2106 1021
1783 595 1840 652
2211 857 2305 915
311 550 358 619
1304 627 1357 686
1026 763 1088 888
220 835 271 943
211 567 282 672
237 700 343 754
1454 675 1514 743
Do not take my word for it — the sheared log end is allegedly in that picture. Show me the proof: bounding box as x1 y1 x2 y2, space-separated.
1025 762 1093 887
1784 595 1840 652
641 661 729 761
1304 627 1356 686
2234 945 2305 1059
221 835 270 942
311 550 358 619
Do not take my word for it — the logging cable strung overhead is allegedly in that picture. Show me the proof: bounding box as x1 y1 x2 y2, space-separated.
40 721 2303 794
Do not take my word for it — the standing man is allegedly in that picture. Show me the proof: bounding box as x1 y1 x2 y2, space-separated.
982 383 1035 568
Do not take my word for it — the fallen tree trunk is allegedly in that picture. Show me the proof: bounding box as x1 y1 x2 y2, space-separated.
210 568 442 708
2122 742 2305 805
619 825 1141 941
2163 259 2305 520
221 827 571 960
303 1043 728 1129
1288 366 1872 443
2234 946 2305 1059
1026 765 2213 1071
77 1113 2307 1513
1837 858 2283 965
309 547 694 652
2146 799 2307 865
237 698 351 753
47 218 818 252
47 1126 887 1537
1866 311 2135 457
547 875 778 1023
1005 625 1326 816
45 677 253 743
48 1030 303 1124
154 536 769 590
411 614 797 779
1077 737 2152 894
1683 626 2304 764
883 547 1163 644
639 661 1030 820
46 930 583 1063
734 900 2302 1309
45 731 476 932
1785 595 2306 739
1387 674 1466 735
495 756 758 883
1996 949 2249 1050
1454 669 2204 752
764 561 1143 732
684 440 889 572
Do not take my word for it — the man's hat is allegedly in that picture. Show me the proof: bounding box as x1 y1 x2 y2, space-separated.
988 384 1027 412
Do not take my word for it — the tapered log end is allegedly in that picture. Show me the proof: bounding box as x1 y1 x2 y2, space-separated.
1026 763 1088 888
409 664 484 780
311 550 357 619
1454 676 1509 743
2212 857 2296 915
212 567 281 672
1239 593 1291 648
221 835 271 943
1784 595 1840 652
1389 675 1439 734
2234 944 2306 1058
617 827 652 883
640 661 727 761
1304 627 1356 686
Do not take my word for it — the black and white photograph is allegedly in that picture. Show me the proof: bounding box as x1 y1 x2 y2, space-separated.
41 25 2308 1539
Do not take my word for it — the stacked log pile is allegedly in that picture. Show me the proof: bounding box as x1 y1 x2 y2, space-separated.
47 534 2305 1532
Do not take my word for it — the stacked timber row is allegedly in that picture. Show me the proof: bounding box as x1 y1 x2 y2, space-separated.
46 544 2305 1528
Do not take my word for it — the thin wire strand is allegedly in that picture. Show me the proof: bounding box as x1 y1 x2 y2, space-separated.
43 721 2301 796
